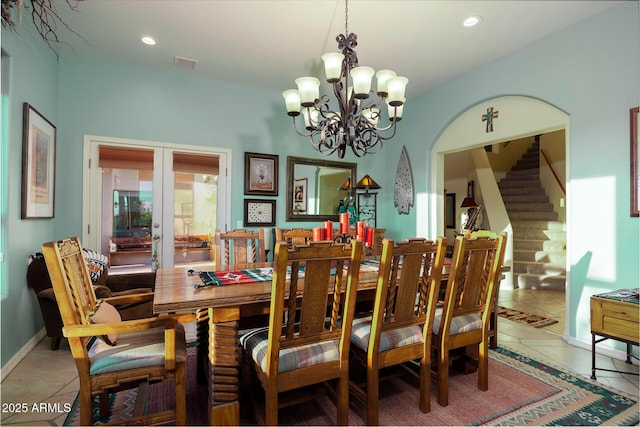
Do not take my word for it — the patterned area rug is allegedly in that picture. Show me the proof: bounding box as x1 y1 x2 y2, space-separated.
497 306 559 328
65 346 638 426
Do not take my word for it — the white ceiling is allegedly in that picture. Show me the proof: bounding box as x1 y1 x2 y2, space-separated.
52 0 621 98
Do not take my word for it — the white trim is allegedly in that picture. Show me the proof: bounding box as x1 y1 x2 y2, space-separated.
1 329 46 382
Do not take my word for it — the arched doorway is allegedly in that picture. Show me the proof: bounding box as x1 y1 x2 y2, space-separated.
426 95 570 335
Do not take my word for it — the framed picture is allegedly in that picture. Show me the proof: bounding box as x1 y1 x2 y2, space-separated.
292 178 307 214
445 193 456 229
244 199 276 226
631 107 639 217
21 103 56 219
244 152 278 196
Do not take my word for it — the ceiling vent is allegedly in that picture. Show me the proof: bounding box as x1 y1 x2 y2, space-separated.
174 56 198 70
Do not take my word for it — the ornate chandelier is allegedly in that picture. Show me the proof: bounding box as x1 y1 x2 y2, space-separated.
282 0 408 158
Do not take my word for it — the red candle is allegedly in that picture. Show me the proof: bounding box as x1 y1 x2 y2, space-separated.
313 227 324 241
365 227 374 247
324 221 333 241
356 221 365 240
340 213 350 233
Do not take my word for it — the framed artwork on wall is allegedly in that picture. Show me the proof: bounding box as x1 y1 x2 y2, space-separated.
244 199 276 226
244 152 279 196
631 106 639 217
21 103 56 219
445 193 456 229
292 178 308 214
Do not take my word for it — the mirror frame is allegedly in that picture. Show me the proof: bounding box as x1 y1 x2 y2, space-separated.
286 156 357 222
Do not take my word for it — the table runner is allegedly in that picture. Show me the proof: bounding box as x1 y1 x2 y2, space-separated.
198 267 308 287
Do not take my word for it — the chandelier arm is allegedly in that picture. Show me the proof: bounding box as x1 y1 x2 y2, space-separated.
291 116 314 138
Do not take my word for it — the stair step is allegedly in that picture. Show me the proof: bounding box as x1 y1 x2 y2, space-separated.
511 220 564 230
513 249 566 264
502 194 549 203
513 229 565 240
505 202 555 212
499 187 546 196
516 273 566 291
514 239 565 253
513 261 566 275
499 180 544 188
500 173 540 182
508 211 558 220
506 168 539 177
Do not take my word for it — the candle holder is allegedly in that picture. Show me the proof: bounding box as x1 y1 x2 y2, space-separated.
332 229 375 256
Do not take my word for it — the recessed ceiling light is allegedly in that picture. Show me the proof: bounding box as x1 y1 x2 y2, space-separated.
463 16 481 27
141 35 156 45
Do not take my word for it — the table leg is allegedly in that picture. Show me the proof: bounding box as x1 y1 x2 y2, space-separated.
208 307 241 426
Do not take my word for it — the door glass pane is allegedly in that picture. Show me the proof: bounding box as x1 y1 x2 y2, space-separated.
172 168 217 268
100 147 154 273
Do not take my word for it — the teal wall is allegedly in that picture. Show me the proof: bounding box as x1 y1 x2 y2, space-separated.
1 25 60 364
391 2 640 344
1 2 638 366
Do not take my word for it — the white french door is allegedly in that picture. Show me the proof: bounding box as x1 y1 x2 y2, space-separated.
82 135 231 271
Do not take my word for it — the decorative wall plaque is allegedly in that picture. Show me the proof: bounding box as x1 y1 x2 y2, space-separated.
394 146 414 214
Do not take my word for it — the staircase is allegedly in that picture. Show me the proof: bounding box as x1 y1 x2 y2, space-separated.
498 140 566 290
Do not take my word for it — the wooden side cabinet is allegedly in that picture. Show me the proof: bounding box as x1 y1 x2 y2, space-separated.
590 289 639 379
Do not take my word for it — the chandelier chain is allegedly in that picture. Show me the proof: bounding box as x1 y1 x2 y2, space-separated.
345 0 348 35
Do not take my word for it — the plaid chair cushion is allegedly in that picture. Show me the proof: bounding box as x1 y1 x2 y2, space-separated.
432 308 483 335
351 316 424 353
240 327 340 373
88 324 186 375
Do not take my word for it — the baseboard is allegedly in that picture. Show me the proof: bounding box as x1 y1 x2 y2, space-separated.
1 328 46 382
565 334 639 366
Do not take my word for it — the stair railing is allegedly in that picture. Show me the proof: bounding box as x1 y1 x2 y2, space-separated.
540 149 566 194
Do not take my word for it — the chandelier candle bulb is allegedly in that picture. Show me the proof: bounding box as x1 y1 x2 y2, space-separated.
350 66 375 98
282 90 301 116
375 69 397 96
387 76 409 106
363 108 380 126
295 77 320 107
387 99 404 121
303 108 320 129
322 53 345 82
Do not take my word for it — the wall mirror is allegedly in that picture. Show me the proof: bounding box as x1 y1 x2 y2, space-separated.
286 156 357 221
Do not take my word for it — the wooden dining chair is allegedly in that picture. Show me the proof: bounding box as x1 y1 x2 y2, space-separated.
349 237 446 424
214 228 266 267
240 239 363 425
432 231 507 407
274 227 314 249
41 237 191 425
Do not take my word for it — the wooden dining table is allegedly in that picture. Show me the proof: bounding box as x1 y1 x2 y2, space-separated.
153 261 380 425
153 259 505 425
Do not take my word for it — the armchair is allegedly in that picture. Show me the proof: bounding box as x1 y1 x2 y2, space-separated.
27 252 155 350
42 237 190 425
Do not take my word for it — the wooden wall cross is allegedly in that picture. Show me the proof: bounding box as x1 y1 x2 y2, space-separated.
482 107 499 132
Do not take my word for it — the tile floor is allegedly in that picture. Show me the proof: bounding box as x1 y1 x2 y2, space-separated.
1 289 638 426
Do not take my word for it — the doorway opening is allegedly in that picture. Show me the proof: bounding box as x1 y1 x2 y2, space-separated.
428 95 570 339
